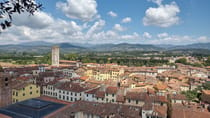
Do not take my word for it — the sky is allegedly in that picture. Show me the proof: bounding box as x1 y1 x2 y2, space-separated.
0 0 210 45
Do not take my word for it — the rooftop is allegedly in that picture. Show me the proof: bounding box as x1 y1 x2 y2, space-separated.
47 101 142 118
0 98 65 118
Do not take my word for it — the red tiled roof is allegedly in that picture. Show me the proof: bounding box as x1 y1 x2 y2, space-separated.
56 82 87 93
106 86 118 94
154 83 167 90
202 90 210 95
85 88 100 94
201 90 210 104
0 114 12 118
154 106 167 117
126 92 147 101
80 76 89 81
95 91 105 98
172 104 210 118
46 101 142 118
59 60 78 63
170 94 187 100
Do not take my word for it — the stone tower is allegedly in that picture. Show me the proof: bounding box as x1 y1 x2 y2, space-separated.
52 46 60 67
0 70 12 107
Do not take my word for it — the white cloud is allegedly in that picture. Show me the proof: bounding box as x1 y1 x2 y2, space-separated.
121 32 139 40
143 32 152 39
148 0 163 6
157 32 168 38
113 24 126 32
1 9 208 45
0 10 141 45
56 0 98 21
198 36 209 43
143 1 180 27
0 11 85 44
146 34 210 45
121 17 132 23
86 19 105 38
107 11 117 17
13 12 54 29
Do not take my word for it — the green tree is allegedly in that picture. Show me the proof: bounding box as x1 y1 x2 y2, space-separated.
205 56 210 66
0 0 42 31
203 82 210 90
181 90 199 101
0 65 4 72
175 58 187 64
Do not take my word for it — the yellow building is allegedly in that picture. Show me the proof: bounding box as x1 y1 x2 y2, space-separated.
12 83 40 103
85 66 124 81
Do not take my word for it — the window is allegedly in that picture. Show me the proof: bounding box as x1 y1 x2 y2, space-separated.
112 99 114 102
5 83 8 86
23 93 25 96
128 99 131 103
112 94 114 97
23 88 25 90
5 78 8 81
136 100 138 104
30 92 32 95
87 94 88 97
30 86 32 89
36 90 39 93
16 92 18 96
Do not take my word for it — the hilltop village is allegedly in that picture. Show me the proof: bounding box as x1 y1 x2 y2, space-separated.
0 46 210 118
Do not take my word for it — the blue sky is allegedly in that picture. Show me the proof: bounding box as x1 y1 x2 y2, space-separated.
0 0 210 45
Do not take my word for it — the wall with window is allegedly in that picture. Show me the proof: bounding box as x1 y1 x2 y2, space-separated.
12 84 40 103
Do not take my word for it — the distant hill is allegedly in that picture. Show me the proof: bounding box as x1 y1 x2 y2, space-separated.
169 43 210 50
19 41 53 46
0 42 86 54
0 42 210 54
91 43 163 51
58 43 85 49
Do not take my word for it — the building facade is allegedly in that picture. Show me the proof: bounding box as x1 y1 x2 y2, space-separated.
12 83 40 103
0 72 12 107
52 46 60 67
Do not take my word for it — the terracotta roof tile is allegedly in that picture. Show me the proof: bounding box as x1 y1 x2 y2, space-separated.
106 86 118 94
